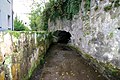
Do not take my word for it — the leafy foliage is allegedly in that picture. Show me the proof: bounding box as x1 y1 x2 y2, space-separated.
84 0 91 12
14 16 29 31
29 0 90 31
43 0 82 20
29 2 44 31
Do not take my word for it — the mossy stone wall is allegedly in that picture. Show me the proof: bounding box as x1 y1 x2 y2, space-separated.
0 31 52 80
48 0 120 79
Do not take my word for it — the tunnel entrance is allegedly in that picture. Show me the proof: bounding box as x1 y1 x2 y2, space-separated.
53 30 71 44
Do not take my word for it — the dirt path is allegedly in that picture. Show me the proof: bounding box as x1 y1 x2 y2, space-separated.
30 44 107 80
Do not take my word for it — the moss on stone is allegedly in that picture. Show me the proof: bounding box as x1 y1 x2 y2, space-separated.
22 65 36 80
83 27 91 36
28 63 37 79
68 44 120 80
25 54 45 80
94 5 98 11
104 62 120 79
9 31 20 39
0 31 53 80
84 31 91 36
4 56 12 65
109 0 114 3
104 4 112 12
114 0 120 7
84 0 91 12
109 32 113 39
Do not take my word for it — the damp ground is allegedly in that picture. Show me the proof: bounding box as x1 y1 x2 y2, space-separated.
30 43 107 80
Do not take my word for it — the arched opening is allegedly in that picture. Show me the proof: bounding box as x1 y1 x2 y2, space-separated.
53 30 71 44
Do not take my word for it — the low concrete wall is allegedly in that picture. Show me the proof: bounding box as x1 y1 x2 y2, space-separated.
0 31 52 80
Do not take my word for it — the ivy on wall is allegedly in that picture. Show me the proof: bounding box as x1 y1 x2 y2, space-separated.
43 0 82 21
29 0 91 31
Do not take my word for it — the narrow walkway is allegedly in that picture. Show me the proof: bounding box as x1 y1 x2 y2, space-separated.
30 44 107 80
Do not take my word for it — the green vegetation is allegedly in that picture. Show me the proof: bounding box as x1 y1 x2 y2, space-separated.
68 45 120 80
109 0 120 7
84 0 91 12
14 16 29 31
114 0 120 7
29 2 44 31
109 32 113 39
104 4 112 12
94 5 98 11
10 31 20 39
29 0 91 31
104 62 120 79
104 0 120 12
42 0 82 20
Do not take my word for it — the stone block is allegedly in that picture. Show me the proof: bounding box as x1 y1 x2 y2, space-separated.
11 63 20 80
0 71 5 80
0 55 3 63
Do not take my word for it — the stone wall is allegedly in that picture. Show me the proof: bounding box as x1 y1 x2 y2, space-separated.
0 31 52 80
48 0 120 67
48 0 120 79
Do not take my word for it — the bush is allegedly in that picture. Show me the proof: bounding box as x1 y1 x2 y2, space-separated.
14 16 29 31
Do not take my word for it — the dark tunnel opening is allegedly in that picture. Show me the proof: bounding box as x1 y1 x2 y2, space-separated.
53 30 71 44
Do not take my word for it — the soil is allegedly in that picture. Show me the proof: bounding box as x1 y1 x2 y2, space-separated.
30 43 107 80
